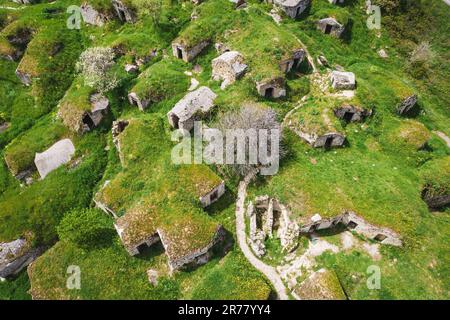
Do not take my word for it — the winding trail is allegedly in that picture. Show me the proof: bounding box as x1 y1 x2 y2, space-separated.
235 171 289 300
433 131 450 148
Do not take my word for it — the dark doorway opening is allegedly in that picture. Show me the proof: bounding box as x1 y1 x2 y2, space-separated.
324 137 333 149
171 114 180 129
117 9 126 22
210 189 219 202
293 58 300 69
296 7 302 18
325 24 333 34
343 112 354 122
374 234 387 242
137 243 148 254
265 87 274 98
347 221 358 229
177 47 183 59
82 114 95 131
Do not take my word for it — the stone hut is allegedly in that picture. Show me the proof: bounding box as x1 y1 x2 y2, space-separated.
211 51 247 89
171 39 210 62
296 130 346 149
167 86 217 131
397 94 418 115
270 0 311 19
330 71 356 90
34 139 75 179
199 180 226 208
317 17 345 38
0 26 33 61
329 0 345 4
0 238 43 279
58 93 109 133
256 77 286 99
112 0 136 23
299 211 403 246
334 104 372 122
114 207 225 272
80 3 108 27
127 92 150 111
279 49 306 73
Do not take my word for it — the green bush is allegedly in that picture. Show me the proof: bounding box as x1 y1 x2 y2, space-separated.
57 208 115 249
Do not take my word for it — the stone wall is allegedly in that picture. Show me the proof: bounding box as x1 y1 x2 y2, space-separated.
317 18 345 38
256 77 286 98
80 4 107 27
199 181 226 207
299 211 403 247
172 41 210 62
0 238 43 279
128 92 151 111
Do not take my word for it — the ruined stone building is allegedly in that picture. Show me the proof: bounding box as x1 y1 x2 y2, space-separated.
270 0 311 19
334 104 372 122
58 92 109 133
299 211 403 246
317 17 346 38
112 0 136 23
247 196 300 257
114 207 225 271
167 86 217 131
397 94 418 115
294 268 347 300
172 39 210 62
256 77 286 99
286 105 346 149
0 24 33 62
279 49 307 73
34 138 75 179
211 51 247 89
330 71 356 90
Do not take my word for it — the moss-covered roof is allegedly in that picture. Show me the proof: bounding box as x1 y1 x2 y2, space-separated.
130 58 189 103
57 77 96 132
384 119 431 151
288 98 344 136
95 115 223 262
4 116 69 176
295 268 347 300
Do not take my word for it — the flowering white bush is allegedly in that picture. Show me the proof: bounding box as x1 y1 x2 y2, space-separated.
76 47 118 94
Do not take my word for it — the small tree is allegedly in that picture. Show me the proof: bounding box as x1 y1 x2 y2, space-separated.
57 208 115 249
214 103 285 177
76 47 118 94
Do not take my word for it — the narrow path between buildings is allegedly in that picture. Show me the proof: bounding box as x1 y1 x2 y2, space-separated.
235 171 290 300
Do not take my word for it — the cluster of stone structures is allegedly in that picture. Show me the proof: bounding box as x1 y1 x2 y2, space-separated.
299 211 403 246
247 196 300 257
211 51 247 89
94 118 227 272
0 238 43 280
167 86 217 131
